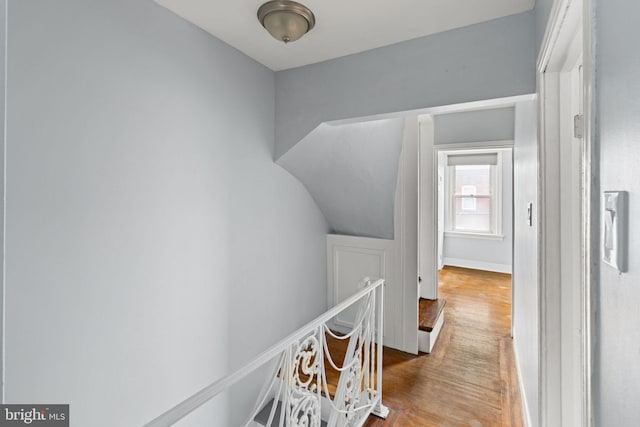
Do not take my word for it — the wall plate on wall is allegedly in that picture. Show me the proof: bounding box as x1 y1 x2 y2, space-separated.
603 191 628 273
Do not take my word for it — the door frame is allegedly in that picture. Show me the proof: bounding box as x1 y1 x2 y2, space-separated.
430 141 514 294
416 95 533 303
537 0 594 425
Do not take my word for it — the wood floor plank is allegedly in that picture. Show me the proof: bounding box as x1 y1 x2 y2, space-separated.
362 266 524 426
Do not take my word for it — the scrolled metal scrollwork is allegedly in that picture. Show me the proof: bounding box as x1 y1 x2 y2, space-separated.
292 334 321 392
341 343 366 423
288 392 321 427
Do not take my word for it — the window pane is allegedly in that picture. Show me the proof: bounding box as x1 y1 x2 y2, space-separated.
454 165 491 195
453 163 492 233
455 196 491 232
461 196 476 211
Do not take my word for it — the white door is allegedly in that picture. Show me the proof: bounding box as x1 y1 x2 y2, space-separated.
326 234 401 351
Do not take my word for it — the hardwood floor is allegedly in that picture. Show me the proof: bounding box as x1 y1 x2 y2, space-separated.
363 266 523 427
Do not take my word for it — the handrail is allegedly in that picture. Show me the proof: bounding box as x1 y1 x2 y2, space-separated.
143 278 385 427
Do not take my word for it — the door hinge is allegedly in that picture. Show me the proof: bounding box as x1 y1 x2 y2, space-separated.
574 114 584 139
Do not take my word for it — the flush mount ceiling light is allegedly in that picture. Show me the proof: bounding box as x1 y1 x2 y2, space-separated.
257 0 316 44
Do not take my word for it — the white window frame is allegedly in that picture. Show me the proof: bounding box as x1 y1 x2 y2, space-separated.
460 185 478 211
445 150 504 240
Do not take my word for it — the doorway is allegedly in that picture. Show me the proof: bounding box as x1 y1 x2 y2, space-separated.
538 0 592 424
415 123 523 424
418 106 517 302
416 100 538 423
434 144 514 324
435 146 513 277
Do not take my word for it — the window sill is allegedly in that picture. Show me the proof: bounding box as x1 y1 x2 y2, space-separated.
444 231 505 241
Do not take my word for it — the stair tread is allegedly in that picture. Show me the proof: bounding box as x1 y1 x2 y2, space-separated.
419 298 446 332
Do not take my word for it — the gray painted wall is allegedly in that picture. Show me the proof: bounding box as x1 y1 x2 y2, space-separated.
0 0 5 404
5 1 328 426
434 107 515 145
595 1 640 425
534 0 554 54
512 100 539 427
274 11 536 159
278 119 404 239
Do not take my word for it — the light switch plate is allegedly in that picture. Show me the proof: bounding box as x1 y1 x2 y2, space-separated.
603 191 628 272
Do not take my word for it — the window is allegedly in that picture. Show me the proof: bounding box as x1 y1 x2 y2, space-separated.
460 185 478 211
446 150 503 238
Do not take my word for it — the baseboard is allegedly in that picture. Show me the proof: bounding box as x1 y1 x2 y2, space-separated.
513 342 532 427
442 257 512 274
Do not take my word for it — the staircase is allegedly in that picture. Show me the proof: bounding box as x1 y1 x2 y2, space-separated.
144 278 388 427
418 298 446 353
252 331 380 426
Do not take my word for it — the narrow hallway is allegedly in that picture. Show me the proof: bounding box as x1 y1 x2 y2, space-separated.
365 266 523 426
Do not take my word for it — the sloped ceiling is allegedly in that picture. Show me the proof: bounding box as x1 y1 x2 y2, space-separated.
278 118 404 239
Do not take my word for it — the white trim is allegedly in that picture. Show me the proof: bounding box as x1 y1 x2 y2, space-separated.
445 148 506 239
582 1 595 425
433 140 514 150
444 231 504 241
437 144 514 153
330 94 536 127
513 339 532 427
394 116 420 354
418 116 437 300
443 258 512 274
537 0 593 426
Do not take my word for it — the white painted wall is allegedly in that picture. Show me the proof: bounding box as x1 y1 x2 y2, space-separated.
277 119 404 239
512 100 539 427
594 1 640 425
441 151 513 273
274 11 536 159
5 1 328 426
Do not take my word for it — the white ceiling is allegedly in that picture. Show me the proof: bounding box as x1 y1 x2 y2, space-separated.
156 0 535 71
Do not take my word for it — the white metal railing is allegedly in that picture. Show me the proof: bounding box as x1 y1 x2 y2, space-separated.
143 278 388 427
